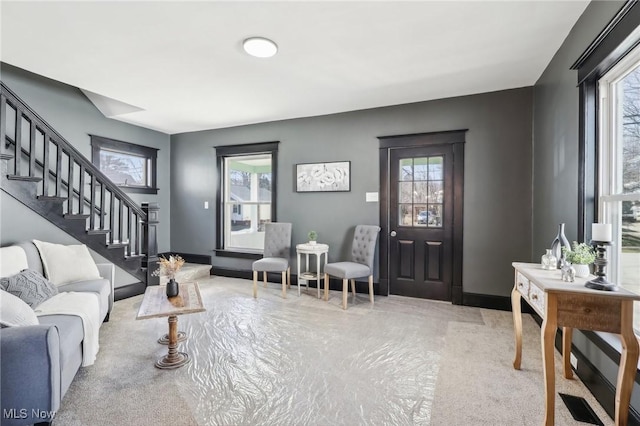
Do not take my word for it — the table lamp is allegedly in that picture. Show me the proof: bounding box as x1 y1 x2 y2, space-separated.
585 223 616 291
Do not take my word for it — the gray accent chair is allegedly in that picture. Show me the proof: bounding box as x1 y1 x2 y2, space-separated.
252 223 292 299
323 225 381 309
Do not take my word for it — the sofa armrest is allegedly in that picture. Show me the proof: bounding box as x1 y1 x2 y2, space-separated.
96 263 115 313
0 325 61 425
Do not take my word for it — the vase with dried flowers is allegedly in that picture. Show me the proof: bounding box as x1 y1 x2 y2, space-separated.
153 255 185 297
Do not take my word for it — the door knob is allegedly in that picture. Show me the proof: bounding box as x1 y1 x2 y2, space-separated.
390 230 397 237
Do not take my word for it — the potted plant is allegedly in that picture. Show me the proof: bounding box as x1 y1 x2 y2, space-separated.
562 242 595 278
308 230 318 245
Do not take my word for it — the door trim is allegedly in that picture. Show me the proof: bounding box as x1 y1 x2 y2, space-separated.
378 130 466 304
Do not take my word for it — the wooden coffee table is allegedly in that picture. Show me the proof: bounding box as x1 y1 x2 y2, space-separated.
136 282 205 369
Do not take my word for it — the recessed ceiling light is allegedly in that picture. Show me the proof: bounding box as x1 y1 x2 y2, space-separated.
243 37 278 58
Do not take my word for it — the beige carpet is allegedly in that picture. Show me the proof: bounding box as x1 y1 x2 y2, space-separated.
54 276 613 425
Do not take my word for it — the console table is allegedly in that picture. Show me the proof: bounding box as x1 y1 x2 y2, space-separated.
511 262 640 425
296 243 328 298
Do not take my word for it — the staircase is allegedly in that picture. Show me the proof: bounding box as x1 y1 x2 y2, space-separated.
0 82 159 286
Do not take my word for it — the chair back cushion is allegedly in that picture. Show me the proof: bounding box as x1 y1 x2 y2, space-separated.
350 225 381 269
263 222 292 259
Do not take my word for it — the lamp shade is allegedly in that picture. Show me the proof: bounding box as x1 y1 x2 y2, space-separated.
592 223 612 242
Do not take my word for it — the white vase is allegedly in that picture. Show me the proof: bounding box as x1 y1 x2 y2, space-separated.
573 264 590 278
308 240 316 245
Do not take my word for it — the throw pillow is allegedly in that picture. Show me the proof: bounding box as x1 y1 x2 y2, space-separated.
0 245 29 278
0 269 58 308
0 289 38 327
32 240 101 286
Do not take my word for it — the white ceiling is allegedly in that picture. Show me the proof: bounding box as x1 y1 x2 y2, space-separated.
1 1 590 135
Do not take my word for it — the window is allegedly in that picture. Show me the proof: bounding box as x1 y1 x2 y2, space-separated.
90 135 158 194
598 44 640 329
398 156 444 228
573 2 640 333
215 142 278 254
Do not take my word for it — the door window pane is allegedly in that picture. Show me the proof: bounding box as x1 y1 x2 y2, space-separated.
428 181 444 203
415 205 428 227
399 159 413 181
429 157 444 180
413 158 429 180
414 182 429 203
427 204 443 227
399 182 413 203
399 204 413 226
397 156 444 228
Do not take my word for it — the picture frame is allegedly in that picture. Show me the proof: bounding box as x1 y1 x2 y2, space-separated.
296 161 351 192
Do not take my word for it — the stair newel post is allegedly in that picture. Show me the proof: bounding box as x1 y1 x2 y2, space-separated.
142 202 159 286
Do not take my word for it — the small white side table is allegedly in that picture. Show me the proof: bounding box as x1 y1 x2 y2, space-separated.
296 243 329 298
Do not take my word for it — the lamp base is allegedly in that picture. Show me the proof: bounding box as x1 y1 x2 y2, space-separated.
585 276 617 292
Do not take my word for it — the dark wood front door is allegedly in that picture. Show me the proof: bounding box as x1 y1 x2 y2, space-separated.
379 131 465 303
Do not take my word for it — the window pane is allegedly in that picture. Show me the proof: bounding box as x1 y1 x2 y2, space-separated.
622 67 640 194
399 182 413 203
429 156 443 180
428 181 444 203
414 182 429 203
622 201 640 289
226 204 271 250
99 149 147 186
413 158 429 181
399 204 412 226
227 155 272 203
399 159 413 181
415 205 428 227
427 204 443 228
258 172 272 202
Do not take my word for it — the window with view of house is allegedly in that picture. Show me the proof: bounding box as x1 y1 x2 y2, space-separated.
598 44 640 329
216 142 278 254
90 135 158 194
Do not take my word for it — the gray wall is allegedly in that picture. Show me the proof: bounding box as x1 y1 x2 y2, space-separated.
170 87 533 297
0 63 172 286
532 0 640 413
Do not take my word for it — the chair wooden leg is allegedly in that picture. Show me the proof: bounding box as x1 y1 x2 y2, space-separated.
368 275 374 304
324 273 329 301
342 278 348 310
282 271 287 299
263 271 267 288
287 267 291 288
350 279 356 296
253 270 258 298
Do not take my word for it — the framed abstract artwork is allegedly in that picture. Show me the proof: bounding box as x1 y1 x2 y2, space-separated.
296 161 351 192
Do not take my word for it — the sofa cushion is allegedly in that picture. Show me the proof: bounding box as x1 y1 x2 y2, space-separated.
1 269 58 308
0 245 29 278
0 289 38 327
33 240 101 286
58 278 111 321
